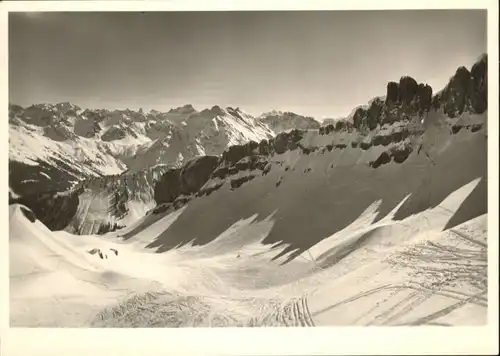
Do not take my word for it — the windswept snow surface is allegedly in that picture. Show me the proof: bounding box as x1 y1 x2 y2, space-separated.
10 178 487 327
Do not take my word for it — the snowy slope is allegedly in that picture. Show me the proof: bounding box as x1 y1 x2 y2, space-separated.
9 178 487 327
10 123 131 175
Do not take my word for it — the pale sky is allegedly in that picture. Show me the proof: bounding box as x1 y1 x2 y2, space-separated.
9 10 486 120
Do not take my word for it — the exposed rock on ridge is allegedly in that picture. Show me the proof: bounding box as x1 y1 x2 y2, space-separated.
153 156 220 205
319 54 487 136
151 129 307 212
432 54 487 117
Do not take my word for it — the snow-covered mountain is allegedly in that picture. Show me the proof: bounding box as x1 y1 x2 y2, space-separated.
258 110 321 133
124 106 275 172
9 103 275 199
9 102 318 235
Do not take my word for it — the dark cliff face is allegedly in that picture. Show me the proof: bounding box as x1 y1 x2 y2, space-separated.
432 54 487 118
14 189 82 231
351 77 433 131
154 156 220 205
12 164 169 233
387 76 433 116
469 54 488 113
9 158 83 198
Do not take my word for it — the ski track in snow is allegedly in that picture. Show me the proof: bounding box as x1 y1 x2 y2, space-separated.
9 177 488 327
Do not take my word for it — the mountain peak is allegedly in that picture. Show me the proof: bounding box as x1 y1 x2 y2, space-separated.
209 105 225 116
168 104 197 114
432 53 487 117
258 110 320 133
226 106 242 113
258 110 284 118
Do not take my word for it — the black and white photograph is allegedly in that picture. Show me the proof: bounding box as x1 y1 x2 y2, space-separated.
3 2 496 348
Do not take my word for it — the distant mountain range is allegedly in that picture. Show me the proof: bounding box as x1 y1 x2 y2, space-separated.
9 53 487 238
9 103 321 197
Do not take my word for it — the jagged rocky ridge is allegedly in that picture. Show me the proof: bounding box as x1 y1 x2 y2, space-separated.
9 104 273 196
9 102 323 202
14 55 487 241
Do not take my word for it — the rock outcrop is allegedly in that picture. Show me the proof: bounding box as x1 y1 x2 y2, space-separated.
332 54 488 133
469 54 488 113
319 119 353 135
154 155 220 205
272 129 304 154
153 128 309 205
350 77 433 131
369 142 414 169
180 156 220 195
432 54 487 118
20 206 37 223
13 189 81 231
